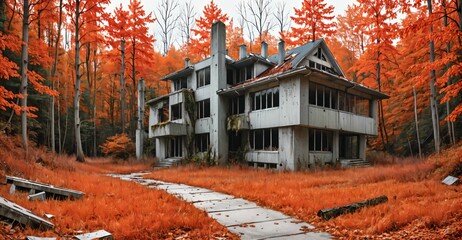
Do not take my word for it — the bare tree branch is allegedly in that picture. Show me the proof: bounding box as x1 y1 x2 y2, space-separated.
155 0 179 55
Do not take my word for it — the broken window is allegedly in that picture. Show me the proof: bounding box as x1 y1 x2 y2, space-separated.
309 129 332 152
196 99 210 119
252 87 279 111
229 95 245 115
246 65 253 80
195 133 210 152
249 128 278 151
196 67 210 87
158 104 169 122
171 103 182 120
356 97 370 117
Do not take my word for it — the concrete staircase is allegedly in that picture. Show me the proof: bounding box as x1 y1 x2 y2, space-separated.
340 159 371 168
154 157 182 168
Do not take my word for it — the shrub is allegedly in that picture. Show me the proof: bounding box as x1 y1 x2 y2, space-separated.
100 134 135 159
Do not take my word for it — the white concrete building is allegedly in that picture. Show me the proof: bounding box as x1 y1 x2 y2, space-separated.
147 21 388 170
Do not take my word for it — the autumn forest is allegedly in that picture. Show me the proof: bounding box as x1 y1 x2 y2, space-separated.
0 0 461 160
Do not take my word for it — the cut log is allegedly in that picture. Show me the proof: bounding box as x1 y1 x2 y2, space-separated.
6 176 84 200
26 237 56 240
74 230 113 240
317 195 388 220
0 196 54 230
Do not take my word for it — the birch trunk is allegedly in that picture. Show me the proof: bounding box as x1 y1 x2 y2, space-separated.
74 0 85 162
427 0 441 153
20 0 29 157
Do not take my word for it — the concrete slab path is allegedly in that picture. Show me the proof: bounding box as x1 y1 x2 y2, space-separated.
109 173 331 240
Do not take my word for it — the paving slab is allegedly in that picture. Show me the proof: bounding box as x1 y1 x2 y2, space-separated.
193 198 258 212
109 172 331 239
164 186 212 195
228 218 313 239
209 207 290 227
173 191 234 203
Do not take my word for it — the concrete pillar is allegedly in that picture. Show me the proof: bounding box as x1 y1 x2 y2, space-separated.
156 139 166 161
261 42 268 58
210 21 228 164
370 99 378 135
239 44 247 60
278 40 285 65
332 131 339 163
359 135 367 160
136 78 145 160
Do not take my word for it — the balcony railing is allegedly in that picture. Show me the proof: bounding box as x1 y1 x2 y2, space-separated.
151 121 187 137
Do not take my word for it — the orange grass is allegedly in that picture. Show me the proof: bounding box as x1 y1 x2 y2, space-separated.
0 135 236 239
146 144 462 239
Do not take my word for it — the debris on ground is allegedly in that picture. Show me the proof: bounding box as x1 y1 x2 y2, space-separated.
0 196 54 230
6 176 84 200
317 195 388 220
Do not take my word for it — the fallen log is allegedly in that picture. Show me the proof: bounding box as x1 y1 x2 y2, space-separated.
317 195 388 220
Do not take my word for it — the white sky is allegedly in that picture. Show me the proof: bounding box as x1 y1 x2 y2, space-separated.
108 0 355 49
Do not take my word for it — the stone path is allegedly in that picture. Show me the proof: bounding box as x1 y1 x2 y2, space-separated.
110 173 331 240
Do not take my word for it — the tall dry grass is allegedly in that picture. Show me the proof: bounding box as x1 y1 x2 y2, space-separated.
147 143 462 239
0 135 236 239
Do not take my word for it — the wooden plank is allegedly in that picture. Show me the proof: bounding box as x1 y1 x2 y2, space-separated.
6 176 84 200
0 196 54 230
442 176 460 186
317 195 388 220
28 192 46 201
26 237 56 240
74 230 113 240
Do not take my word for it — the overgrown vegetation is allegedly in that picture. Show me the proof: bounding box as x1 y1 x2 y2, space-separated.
0 135 235 239
100 133 135 160
147 143 462 239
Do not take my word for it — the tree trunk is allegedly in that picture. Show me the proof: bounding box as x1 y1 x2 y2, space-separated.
413 87 422 159
74 0 85 162
93 48 97 156
443 0 456 145
427 0 441 153
50 0 63 153
120 39 125 133
20 0 29 157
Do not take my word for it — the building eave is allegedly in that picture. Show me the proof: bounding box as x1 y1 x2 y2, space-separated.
160 66 194 81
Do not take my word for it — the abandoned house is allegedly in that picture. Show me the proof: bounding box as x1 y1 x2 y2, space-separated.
147 21 389 170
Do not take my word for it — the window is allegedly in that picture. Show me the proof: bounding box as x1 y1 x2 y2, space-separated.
246 65 253 80
340 135 359 159
227 69 234 85
252 87 279 110
315 48 327 61
196 99 210 119
356 97 370 117
196 133 210 152
169 137 182 157
309 82 339 110
196 67 210 87
173 77 187 91
249 128 278 151
229 95 245 115
229 132 242 152
171 103 182 120
309 129 332 152
158 104 169 123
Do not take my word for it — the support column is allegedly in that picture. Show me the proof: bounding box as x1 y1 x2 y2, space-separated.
210 21 228 164
332 131 340 163
359 135 367 160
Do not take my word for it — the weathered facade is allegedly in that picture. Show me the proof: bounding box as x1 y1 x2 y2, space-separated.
147 21 388 170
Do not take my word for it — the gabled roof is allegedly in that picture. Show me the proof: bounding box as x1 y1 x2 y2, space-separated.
229 53 274 68
267 39 344 76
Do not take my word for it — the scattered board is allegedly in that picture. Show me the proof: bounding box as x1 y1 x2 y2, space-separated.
0 196 54 230
6 175 84 200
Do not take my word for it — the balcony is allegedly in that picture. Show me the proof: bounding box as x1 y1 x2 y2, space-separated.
227 114 250 132
151 121 187 137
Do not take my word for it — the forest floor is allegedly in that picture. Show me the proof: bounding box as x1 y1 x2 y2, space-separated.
0 133 461 239
0 135 236 239
146 145 462 239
